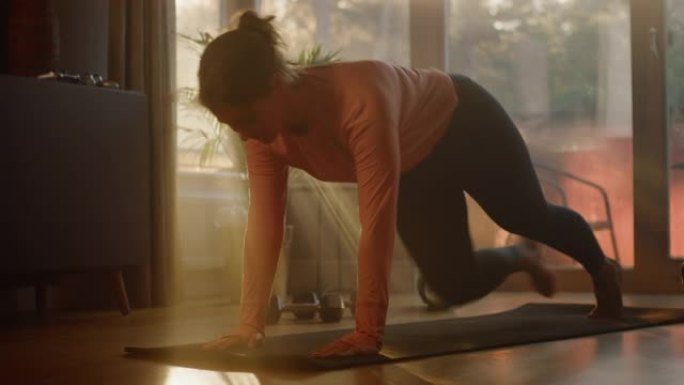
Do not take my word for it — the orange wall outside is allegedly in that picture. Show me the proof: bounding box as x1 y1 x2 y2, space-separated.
549 136 684 268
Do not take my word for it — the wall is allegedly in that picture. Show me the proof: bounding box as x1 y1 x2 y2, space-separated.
54 0 109 76
0 1 8 72
1 0 108 76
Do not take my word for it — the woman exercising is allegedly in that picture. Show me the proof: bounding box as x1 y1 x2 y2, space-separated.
200 11 623 358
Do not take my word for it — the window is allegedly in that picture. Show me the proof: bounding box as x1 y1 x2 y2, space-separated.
173 0 412 300
260 0 409 65
175 0 246 301
173 0 682 297
448 0 634 268
176 0 230 169
668 0 684 260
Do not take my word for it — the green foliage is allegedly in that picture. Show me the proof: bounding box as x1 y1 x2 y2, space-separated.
450 0 628 124
292 44 341 67
178 32 215 54
668 2 684 124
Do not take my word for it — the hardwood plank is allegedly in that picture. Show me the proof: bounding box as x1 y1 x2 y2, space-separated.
2 292 684 385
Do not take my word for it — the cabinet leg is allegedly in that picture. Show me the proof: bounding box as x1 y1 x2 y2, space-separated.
112 270 131 315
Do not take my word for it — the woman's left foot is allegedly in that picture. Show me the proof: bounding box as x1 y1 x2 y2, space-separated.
588 258 623 319
516 243 556 298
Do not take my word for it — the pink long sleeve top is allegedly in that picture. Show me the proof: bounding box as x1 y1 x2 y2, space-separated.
239 60 458 341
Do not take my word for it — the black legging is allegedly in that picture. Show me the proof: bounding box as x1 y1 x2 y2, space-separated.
397 74 607 305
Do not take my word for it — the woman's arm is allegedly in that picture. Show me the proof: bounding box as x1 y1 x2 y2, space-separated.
313 100 401 357
239 142 289 334
203 141 288 350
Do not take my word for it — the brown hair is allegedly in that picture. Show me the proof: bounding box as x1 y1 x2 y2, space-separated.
198 10 295 112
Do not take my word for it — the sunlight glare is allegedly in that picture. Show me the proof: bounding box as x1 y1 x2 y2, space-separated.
176 0 215 10
164 367 261 385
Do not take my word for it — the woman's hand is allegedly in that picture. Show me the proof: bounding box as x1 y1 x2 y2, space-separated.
202 327 265 351
311 332 382 358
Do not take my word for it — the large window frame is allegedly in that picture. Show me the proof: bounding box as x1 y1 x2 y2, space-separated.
412 0 680 293
630 0 680 292
178 0 682 294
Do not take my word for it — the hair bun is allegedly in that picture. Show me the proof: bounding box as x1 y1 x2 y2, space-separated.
237 10 278 45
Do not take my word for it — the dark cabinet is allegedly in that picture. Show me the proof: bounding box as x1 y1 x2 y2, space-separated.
0 75 150 314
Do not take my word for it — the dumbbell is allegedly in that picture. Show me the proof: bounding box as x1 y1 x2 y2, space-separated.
346 291 357 316
305 291 356 318
266 292 346 324
291 291 319 320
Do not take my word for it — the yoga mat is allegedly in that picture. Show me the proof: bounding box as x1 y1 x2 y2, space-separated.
124 303 684 370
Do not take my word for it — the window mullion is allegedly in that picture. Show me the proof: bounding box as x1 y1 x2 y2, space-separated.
630 0 671 277
409 0 447 70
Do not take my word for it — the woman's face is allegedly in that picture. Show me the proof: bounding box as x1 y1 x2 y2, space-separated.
214 80 288 144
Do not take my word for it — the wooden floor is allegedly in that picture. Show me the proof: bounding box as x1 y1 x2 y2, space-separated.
3 292 684 385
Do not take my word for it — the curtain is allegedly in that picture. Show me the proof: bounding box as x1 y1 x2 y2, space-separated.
108 0 178 306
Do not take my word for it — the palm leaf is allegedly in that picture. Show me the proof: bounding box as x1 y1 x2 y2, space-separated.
178 31 215 53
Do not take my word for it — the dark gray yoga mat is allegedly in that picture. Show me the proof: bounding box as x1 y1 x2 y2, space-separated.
124 303 684 370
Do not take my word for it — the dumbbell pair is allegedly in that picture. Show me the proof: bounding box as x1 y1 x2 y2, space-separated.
266 292 354 324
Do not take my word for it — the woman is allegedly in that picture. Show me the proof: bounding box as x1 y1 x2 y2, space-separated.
200 11 623 358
